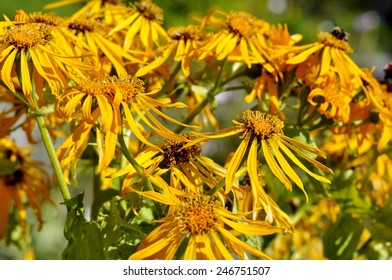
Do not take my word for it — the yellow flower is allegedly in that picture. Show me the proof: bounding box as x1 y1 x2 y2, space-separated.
282 27 374 100
200 11 276 74
245 68 282 118
65 16 142 76
244 24 302 112
0 12 95 107
368 154 392 207
111 136 226 194
307 70 356 123
136 25 204 77
126 182 284 260
45 0 124 24
0 137 51 239
235 169 294 233
57 75 193 178
109 0 169 50
191 110 333 201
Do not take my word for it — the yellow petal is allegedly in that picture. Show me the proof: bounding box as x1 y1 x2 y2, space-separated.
247 137 260 206
218 227 273 260
269 139 307 195
210 231 234 260
286 44 323 64
225 136 250 193
1 48 17 92
276 136 332 183
262 139 292 191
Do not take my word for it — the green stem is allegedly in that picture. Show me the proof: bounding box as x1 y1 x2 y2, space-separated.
207 178 226 196
117 133 162 217
174 59 227 134
155 61 182 99
117 133 154 191
36 115 71 202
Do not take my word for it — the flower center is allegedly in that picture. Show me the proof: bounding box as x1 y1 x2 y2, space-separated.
237 110 284 140
318 31 353 52
227 12 255 38
135 0 163 23
168 26 201 41
162 138 201 167
79 79 109 97
2 23 53 49
29 12 63 26
67 18 104 34
177 195 220 234
112 76 144 103
79 76 144 103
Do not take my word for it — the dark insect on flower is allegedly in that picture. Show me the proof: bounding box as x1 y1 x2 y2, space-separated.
330 26 350 41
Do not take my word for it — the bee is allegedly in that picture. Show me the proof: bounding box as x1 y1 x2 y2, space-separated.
330 26 350 41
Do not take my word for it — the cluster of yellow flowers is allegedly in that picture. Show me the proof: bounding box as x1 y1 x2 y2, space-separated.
0 0 391 260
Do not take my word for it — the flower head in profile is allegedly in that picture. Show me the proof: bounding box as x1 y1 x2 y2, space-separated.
191 110 333 202
109 0 169 50
200 11 276 74
0 137 51 239
110 135 226 194
65 16 142 76
126 181 284 260
136 25 204 77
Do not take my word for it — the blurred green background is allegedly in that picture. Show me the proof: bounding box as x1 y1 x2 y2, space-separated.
2 0 391 77
0 0 391 259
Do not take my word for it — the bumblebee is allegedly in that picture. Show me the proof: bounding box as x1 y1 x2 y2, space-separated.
330 26 350 41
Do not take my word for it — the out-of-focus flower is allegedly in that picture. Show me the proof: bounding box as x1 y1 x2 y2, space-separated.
0 138 51 239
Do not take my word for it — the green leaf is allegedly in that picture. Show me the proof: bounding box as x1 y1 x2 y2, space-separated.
62 193 106 260
365 194 392 243
329 169 371 215
91 188 119 218
323 214 364 259
100 197 145 259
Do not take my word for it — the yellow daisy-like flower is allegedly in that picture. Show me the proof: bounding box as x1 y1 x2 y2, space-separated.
0 137 51 239
191 110 333 201
65 16 141 76
111 136 226 194
283 27 374 99
126 182 284 260
45 0 124 24
57 75 192 177
136 25 204 77
200 11 276 73
0 13 94 107
109 0 169 50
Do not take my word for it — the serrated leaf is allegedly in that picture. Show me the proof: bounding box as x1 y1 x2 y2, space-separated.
323 214 364 259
